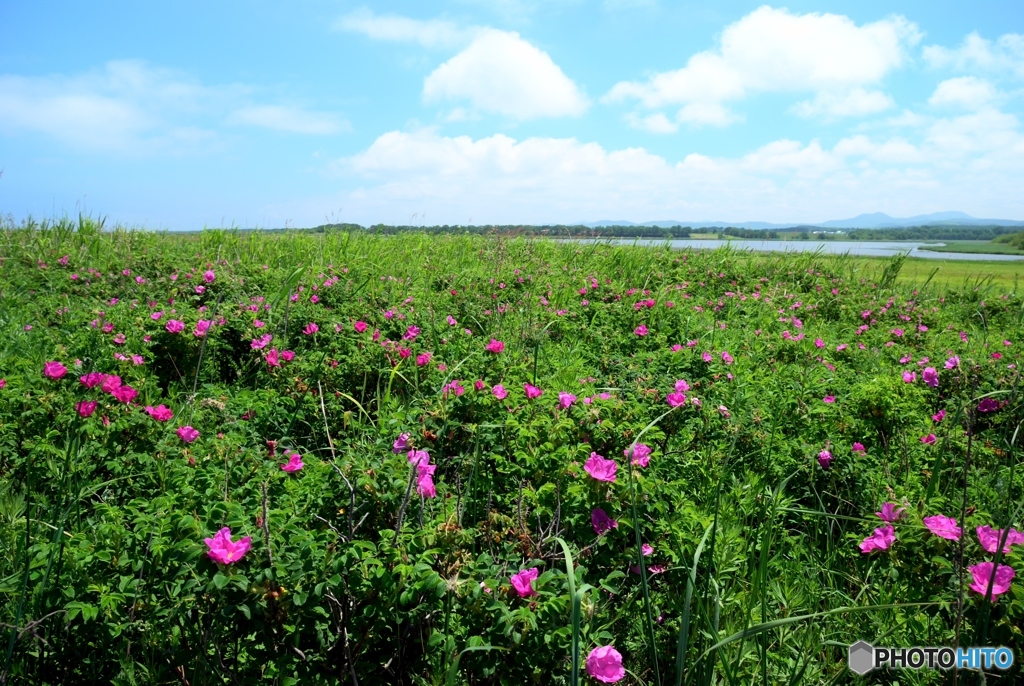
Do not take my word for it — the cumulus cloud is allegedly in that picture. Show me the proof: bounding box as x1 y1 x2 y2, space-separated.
928 77 998 109
333 8 476 49
923 32 1024 78
604 6 918 128
332 117 1024 224
227 105 350 134
422 29 589 119
625 112 678 134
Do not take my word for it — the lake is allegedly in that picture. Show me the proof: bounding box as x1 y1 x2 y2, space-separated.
563 238 1024 261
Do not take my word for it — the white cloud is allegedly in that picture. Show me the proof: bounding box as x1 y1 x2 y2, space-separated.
678 102 742 127
923 32 1024 78
793 88 894 118
332 120 1024 224
604 0 657 9
625 112 677 134
333 8 476 49
227 105 350 134
422 29 589 119
928 76 998 109
604 6 919 127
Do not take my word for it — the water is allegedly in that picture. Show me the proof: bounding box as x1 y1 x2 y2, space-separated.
562 238 1024 261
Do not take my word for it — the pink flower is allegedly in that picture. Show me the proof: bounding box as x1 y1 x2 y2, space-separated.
474 379 485 391
354 320 368 333
403 325 421 341
193 320 212 337
80 372 107 389
625 443 652 467
586 646 625 683
281 452 304 472
76 400 97 418
702 352 713 363
303 322 319 335
251 334 273 350
666 392 686 407
492 384 508 400
524 383 543 399
922 367 939 388
721 351 733 365
902 370 916 383
510 568 539 598
446 315 457 326
416 467 437 498
584 453 617 482
852 442 866 453
814 338 825 348
924 514 961 541
674 379 690 392
165 319 185 334
859 525 895 554
558 392 576 409
203 270 215 283
111 385 138 404
144 404 174 422
968 562 1016 600
634 324 648 337
978 398 1001 413
44 361 67 379
194 285 205 294
204 527 251 565
875 503 905 522
265 349 280 367
393 433 411 453
921 433 937 444
416 352 432 367
281 351 294 362
101 375 122 393
0 379 5 389
177 426 200 444
407 449 430 467
485 339 505 354
932 409 946 423
945 356 960 369
823 395 836 404
976 525 1024 554
591 508 618 535
718 405 730 418
818 450 833 470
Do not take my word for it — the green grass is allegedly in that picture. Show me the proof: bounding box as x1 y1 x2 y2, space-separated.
916 240 1024 256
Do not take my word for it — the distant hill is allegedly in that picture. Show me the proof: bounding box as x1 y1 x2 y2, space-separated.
582 212 1024 231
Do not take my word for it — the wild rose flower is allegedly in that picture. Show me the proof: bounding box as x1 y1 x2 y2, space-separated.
558 392 576 409
485 339 505 354
251 334 272 350
281 452 304 472
166 319 185 334
586 646 625 684
407 449 430 467
204 527 251 565
933 409 946 423
702 352 713 363
144 404 173 422
0 379 6 389
193 320 212 337
80 372 107 388
524 383 543 399
921 433 937 444
493 384 508 400
203 270 215 283
823 395 835 404
584 453 617 482
177 426 200 443
674 379 690 392
44 361 67 379
591 508 618 535
859 525 895 554
902 371 916 383
976 525 1024 554
76 400 97 418
446 315 457 326
969 562 1016 600
416 352 432 367
303 322 319 335
814 338 825 348
634 324 648 337
626 443 652 467
280 351 294 362
852 442 866 453
721 351 734 365
393 433 410 453
474 379 485 391
922 367 939 388
131 354 144 365
194 285 206 294
718 405 731 418
253 320 265 328
510 568 539 598
945 356 960 369
265 349 280 367
817 450 833 470
924 515 961 541
111 385 138 403
876 503 906 522
353 320 368 333
101 375 122 393
416 465 437 497
978 398 1001 413
666 392 686 407
403 325 420 341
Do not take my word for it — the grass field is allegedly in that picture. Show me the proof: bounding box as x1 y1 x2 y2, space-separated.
0 218 1022 685
917 240 1024 256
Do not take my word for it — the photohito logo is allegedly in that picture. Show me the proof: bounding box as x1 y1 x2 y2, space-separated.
848 641 1015 674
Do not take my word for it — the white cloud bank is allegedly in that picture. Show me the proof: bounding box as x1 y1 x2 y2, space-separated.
333 113 1024 223
928 77 998 110
423 29 589 119
923 32 1024 78
605 6 918 127
333 8 477 49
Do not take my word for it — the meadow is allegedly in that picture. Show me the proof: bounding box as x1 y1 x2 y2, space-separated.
0 216 1022 685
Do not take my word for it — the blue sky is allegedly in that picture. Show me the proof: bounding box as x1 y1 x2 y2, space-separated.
1 1 1022 228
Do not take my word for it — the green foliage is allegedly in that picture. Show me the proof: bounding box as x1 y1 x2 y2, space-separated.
0 218 1021 685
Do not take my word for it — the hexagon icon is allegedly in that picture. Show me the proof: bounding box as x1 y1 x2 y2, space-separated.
848 641 875 675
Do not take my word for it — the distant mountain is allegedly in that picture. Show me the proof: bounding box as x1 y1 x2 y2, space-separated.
582 212 1024 230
